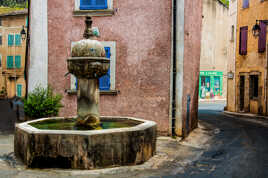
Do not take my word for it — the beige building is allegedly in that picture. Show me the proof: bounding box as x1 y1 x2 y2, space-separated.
199 0 229 100
228 0 268 115
0 10 27 98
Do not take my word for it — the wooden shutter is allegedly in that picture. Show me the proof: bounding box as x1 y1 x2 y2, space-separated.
17 84 22 97
239 26 248 55
15 56 21 68
8 34 14 46
15 34 21 46
7 56 13 68
258 21 266 53
243 0 249 8
99 47 111 91
80 0 108 10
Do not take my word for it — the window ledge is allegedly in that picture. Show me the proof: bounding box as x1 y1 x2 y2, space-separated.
73 9 115 17
66 89 119 95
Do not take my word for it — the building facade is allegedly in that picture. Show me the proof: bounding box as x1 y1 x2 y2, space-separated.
199 0 229 100
231 0 268 114
226 0 238 112
29 0 202 137
0 10 27 98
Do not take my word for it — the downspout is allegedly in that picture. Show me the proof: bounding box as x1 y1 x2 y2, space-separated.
171 0 177 136
24 0 30 98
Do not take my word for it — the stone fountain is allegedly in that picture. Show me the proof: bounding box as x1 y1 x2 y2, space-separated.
14 17 157 169
67 16 109 130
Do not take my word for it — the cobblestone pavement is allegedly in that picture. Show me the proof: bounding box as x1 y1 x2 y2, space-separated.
1 101 268 177
0 123 212 178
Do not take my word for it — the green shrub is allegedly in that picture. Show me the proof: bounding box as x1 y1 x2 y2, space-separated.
23 86 63 119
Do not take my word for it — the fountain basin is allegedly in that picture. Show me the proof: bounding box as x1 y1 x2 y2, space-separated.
14 117 157 169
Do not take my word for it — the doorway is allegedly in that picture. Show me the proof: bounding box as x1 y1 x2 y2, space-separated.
239 76 245 111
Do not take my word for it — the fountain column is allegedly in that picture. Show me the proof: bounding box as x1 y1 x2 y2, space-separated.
67 17 110 129
76 79 100 128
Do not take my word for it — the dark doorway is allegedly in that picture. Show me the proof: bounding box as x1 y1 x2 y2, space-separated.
0 99 17 134
239 76 245 111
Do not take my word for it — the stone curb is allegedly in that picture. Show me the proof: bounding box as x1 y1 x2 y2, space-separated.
223 111 268 119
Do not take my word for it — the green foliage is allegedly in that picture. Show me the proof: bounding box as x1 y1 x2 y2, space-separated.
0 0 27 8
220 0 229 7
23 86 63 119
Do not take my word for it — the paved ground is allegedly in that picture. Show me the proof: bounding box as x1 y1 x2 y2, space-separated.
1 101 268 177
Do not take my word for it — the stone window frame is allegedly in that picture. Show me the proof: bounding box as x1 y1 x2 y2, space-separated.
73 0 114 17
68 41 118 95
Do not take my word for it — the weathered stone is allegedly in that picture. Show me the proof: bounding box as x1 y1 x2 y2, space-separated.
14 117 157 169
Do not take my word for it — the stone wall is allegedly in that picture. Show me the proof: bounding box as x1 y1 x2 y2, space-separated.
46 0 172 134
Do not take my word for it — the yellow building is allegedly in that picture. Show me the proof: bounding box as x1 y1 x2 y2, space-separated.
0 10 27 98
232 0 268 114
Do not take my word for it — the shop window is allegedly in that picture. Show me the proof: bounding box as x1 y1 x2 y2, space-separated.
0 35 2 45
214 77 221 96
200 76 211 99
249 75 259 99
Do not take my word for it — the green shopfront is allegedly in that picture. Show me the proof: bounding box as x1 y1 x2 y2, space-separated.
199 71 223 99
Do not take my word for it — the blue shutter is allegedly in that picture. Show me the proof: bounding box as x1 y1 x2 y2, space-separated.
17 84 22 97
15 34 21 46
15 56 21 68
243 0 249 8
26 17 28 28
80 0 108 10
99 47 111 91
8 34 14 46
7 56 13 68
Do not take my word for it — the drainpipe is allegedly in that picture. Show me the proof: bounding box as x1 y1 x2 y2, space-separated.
24 0 30 98
171 0 177 136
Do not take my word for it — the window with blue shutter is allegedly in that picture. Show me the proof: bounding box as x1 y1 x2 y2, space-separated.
80 0 108 10
16 84 22 97
15 56 21 68
15 34 21 46
7 56 13 69
243 0 249 8
99 47 111 91
8 34 14 46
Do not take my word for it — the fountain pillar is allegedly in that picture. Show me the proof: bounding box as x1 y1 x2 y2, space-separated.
67 16 109 129
76 78 100 128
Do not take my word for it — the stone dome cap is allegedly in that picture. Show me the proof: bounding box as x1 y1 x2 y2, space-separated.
71 39 106 57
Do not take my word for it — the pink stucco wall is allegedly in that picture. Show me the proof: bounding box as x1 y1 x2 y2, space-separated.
182 0 202 136
47 0 172 134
